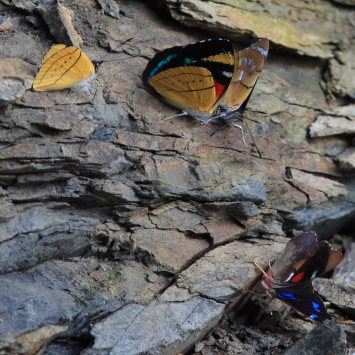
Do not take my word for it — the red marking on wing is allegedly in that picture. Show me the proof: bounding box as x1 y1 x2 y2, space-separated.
291 272 305 283
214 80 225 98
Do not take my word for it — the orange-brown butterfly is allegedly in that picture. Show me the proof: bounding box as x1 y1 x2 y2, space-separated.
33 44 98 91
33 39 138 91
142 38 269 126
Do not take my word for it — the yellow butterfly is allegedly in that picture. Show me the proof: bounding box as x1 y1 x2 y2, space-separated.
33 44 97 91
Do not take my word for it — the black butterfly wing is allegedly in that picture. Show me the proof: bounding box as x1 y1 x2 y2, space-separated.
142 38 234 85
274 280 330 322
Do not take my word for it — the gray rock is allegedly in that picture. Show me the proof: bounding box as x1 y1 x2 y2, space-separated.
334 242 355 283
90 128 117 142
146 0 352 59
0 336 24 355
335 148 355 171
169 236 286 302
156 167 268 203
36 0 83 46
0 58 35 105
290 201 355 239
309 105 355 138
231 178 267 204
0 0 41 12
91 180 140 203
89 297 225 355
0 272 77 336
30 110 80 131
45 343 87 355
326 46 355 99
286 168 348 201
0 189 16 222
91 90 136 130
0 258 164 338
249 219 285 236
202 201 260 219
314 278 355 317
331 0 355 5
0 0 354 354
0 206 97 272
97 0 120 19
284 320 347 355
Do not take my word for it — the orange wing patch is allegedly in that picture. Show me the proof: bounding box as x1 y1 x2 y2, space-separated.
149 66 219 113
204 52 234 66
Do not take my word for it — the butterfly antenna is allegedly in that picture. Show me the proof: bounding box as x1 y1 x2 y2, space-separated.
253 261 269 278
244 119 262 158
267 260 277 278
100 52 141 62
97 37 140 63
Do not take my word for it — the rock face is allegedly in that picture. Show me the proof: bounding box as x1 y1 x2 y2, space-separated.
309 105 355 138
0 0 354 354
284 320 348 355
0 58 35 105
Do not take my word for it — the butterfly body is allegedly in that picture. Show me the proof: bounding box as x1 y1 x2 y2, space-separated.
33 44 96 91
142 38 268 125
261 231 343 322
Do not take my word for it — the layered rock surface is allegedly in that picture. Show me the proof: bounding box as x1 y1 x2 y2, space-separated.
0 0 354 354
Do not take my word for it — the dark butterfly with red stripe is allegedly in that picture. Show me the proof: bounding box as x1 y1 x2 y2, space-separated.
261 231 343 322
142 38 269 126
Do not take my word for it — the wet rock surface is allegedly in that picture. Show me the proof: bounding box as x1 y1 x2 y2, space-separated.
0 0 354 354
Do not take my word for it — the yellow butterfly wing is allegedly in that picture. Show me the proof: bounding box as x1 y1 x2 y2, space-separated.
222 38 269 109
33 45 95 91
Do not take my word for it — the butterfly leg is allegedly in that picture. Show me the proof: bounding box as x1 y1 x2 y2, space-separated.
204 114 223 124
231 123 247 145
164 111 188 121
195 117 212 125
